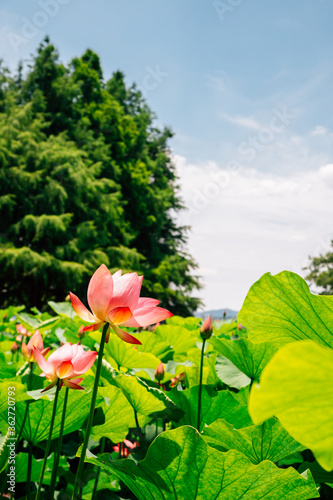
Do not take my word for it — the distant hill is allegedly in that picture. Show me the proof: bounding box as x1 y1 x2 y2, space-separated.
195 308 238 320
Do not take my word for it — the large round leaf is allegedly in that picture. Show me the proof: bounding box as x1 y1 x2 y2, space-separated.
85 426 318 499
238 271 333 348
249 340 333 471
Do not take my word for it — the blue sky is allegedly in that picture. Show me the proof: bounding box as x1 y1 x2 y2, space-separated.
1 0 333 310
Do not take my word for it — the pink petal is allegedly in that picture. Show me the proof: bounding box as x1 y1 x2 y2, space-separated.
33 347 51 374
72 350 97 375
48 343 74 368
87 264 114 321
64 379 84 390
108 272 142 311
27 331 43 351
71 344 84 357
21 342 31 361
137 297 161 308
41 347 50 357
82 322 105 332
123 439 138 449
56 360 74 379
41 381 58 393
70 292 97 323
108 306 133 326
124 306 173 328
111 325 142 345
16 324 27 335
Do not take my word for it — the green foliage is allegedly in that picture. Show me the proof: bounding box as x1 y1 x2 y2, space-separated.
0 389 103 444
169 385 252 431
86 426 318 500
203 418 304 464
1 268 332 498
306 240 333 294
249 340 333 470
238 271 333 348
0 38 201 315
209 336 278 381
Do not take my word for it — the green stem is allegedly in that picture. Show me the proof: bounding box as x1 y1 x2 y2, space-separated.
72 322 108 500
48 386 69 498
134 409 140 432
91 437 106 500
17 402 29 443
17 363 34 443
35 381 61 500
197 338 206 432
27 441 33 500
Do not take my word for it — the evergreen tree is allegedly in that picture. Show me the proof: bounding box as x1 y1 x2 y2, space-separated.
0 38 201 315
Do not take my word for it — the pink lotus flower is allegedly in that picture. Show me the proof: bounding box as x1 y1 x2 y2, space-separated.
170 372 185 388
69 265 173 345
113 439 139 457
16 323 29 335
21 330 50 363
34 342 97 392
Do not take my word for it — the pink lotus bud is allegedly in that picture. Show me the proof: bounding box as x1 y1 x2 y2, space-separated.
34 342 97 392
200 316 213 340
155 362 165 382
69 265 173 345
11 342 19 354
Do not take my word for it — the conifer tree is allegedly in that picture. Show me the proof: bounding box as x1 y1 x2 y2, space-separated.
0 38 201 315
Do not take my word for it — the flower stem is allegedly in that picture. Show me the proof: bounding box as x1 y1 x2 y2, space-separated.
197 338 206 432
17 363 34 443
91 436 106 500
48 386 69 497
72 322 108 500
27 441 33 500
35 380 61 500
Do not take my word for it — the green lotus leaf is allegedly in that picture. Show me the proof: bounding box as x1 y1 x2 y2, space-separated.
169 385 252 431
203 417 304 464
209 335 278 381
85 426 319 500
238 271 333 348
249 340 333 470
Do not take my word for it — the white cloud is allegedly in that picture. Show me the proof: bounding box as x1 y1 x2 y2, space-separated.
319 163 333 188
312 125 328 136
174 154 333 311
219 112 261 130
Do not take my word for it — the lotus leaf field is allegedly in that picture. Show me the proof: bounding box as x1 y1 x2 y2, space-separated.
1 270 333 499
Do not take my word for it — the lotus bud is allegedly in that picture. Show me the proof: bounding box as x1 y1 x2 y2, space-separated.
155 361 165 382
11 342 19 354
200 315 213 340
